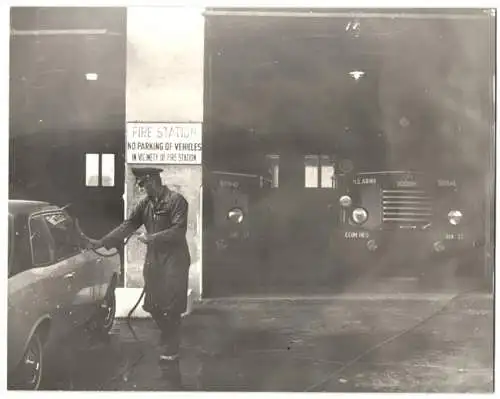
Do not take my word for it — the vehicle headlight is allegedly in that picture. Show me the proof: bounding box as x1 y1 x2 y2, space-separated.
228 208 244 224
448 210 463 225
339 195 352 208
352 208 368 224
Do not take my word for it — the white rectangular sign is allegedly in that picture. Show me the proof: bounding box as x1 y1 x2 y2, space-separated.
126 122 202 164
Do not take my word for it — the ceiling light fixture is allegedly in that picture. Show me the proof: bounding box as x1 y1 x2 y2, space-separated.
349 71 365 80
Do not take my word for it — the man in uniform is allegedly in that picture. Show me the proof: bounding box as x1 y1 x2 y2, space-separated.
90 167 191 367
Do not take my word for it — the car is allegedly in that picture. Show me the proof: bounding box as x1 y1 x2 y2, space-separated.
7 200 121 390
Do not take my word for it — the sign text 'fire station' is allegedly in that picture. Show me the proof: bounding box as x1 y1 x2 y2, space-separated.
126 122 202 164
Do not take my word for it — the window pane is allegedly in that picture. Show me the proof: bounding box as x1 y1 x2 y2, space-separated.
101 153 115 187
305 155 319 188
85 153 99 186
320 156 336 188
266 154 280 188
29 215 54 266
44 212 80 261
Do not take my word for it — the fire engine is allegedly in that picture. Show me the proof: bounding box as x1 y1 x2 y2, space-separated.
332 168 486 267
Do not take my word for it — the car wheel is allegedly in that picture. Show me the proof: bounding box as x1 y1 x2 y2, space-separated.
11 332 44 390
95 290 116 335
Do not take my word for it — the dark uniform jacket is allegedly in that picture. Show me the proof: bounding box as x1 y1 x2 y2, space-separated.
102 186 191 315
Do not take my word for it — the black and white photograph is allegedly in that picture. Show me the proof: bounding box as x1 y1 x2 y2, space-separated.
5 4 496 393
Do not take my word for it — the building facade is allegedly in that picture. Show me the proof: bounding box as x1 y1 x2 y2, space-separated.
9 7 495 316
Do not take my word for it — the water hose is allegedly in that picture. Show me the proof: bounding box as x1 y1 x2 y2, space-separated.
74 218 139 258
74 218 148 386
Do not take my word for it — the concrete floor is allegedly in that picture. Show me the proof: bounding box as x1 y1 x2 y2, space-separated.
38 291 493 393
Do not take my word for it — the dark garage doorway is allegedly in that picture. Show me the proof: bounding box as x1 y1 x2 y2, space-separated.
202 9 494 297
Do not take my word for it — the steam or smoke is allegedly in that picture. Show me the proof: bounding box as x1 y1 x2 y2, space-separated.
378 17 493 181
207 13 495 292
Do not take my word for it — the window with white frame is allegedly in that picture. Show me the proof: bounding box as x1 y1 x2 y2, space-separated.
265 154 280 188
304 155 319 188
85 153 115 187
304 155 337 188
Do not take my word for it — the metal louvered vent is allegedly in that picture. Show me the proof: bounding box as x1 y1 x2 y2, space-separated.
382 189 432 224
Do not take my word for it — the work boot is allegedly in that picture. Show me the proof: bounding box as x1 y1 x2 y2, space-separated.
158 357 182 390
159 353 179 363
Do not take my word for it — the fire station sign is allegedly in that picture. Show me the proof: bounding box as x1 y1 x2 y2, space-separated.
126 122 202 164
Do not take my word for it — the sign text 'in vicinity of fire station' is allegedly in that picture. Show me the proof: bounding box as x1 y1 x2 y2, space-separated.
126 122 202 164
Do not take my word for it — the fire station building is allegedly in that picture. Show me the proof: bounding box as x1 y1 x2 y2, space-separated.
9 7 495 316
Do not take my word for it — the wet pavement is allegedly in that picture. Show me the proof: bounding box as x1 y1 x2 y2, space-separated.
39 292 493 392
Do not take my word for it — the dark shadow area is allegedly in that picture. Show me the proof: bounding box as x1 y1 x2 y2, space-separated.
9 7 128 285
39 326 123 390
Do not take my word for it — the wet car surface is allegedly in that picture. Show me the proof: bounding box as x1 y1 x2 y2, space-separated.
8 200 120 390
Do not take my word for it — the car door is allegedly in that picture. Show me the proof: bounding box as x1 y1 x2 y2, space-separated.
14 212 75 338
40 210 102 329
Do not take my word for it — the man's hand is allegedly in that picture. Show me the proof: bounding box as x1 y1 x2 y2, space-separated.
137 232 154 244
